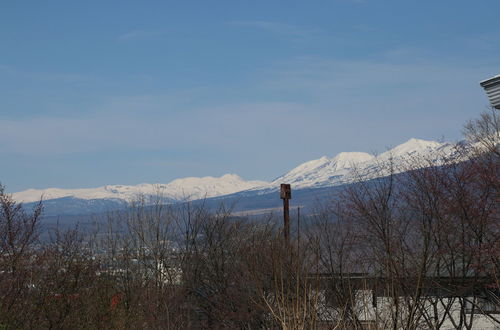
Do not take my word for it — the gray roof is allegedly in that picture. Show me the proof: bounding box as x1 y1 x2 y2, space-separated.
480 75 500 109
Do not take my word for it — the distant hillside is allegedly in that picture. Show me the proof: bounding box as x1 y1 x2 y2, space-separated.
18 138 460 217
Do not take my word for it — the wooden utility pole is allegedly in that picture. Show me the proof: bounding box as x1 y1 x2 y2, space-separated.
280 184 291 243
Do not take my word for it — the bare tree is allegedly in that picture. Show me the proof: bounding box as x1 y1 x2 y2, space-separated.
464 107 499 156
0 184 42 328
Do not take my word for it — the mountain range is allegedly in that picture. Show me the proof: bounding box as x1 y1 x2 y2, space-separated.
13 138 457 217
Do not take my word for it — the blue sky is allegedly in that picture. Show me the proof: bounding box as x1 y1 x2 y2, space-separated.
1 0 499 192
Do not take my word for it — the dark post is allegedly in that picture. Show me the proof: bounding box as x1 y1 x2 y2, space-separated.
280 184 291 243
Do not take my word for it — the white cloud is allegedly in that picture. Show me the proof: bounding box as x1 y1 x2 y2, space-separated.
0 101 319 155
264 55 490 101
0 54 495 161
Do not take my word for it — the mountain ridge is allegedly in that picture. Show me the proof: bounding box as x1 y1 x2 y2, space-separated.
13 174 267 203
12 138 456 208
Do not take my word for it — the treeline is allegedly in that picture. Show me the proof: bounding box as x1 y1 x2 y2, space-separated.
0 110 498 329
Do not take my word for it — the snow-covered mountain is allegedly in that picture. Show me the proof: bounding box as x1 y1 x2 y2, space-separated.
259 138 457 191
13 174 268 203
13 138 458 213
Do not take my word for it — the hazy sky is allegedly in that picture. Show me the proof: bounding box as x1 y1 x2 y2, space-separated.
1 1 499 192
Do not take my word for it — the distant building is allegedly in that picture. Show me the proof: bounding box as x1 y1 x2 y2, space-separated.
313 273 500 329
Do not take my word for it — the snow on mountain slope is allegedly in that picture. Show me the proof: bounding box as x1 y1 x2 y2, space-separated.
13 138 458 205
13 174 267 203
377 138 446 161
266 138 456 190
271 152 375 189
